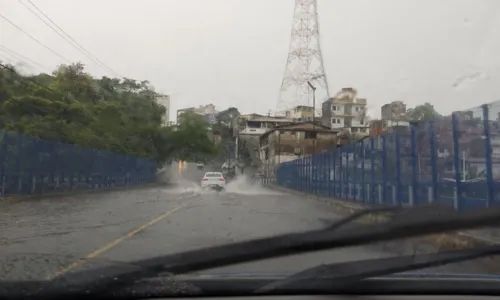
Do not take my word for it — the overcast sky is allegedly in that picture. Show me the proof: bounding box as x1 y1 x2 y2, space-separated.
2 0 500 121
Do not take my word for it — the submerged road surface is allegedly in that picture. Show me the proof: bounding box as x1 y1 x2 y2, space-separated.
0 163 492 282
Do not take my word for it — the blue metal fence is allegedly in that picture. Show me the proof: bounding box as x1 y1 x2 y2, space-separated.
0 131 158 197
275 103 500 211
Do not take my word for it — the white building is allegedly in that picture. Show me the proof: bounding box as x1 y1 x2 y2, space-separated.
284 105 314 121
321 88 370 135
155 94 170 126
176 104 219 124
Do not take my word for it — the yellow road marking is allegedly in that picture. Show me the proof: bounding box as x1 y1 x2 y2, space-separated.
50 204 185 279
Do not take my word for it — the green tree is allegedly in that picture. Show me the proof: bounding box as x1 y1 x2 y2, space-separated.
406 103 441 122
216 107 240 125
169 111 217 162
213 107 240 139
0 62 217 165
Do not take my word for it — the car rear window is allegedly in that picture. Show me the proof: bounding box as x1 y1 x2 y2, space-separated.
205 173 222 178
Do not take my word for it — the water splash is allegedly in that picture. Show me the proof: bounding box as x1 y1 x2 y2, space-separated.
224 175 282 196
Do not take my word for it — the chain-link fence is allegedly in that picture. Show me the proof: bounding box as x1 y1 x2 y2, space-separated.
275 102 500 211
0 131 158 197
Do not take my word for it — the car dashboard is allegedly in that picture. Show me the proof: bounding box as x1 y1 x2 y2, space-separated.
158 296 495 300
104 275 500 299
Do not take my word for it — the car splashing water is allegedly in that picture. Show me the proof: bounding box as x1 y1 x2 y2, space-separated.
163 162 281 196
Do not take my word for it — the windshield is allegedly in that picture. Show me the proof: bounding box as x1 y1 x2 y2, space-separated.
204 173 223 178
1 0 500 298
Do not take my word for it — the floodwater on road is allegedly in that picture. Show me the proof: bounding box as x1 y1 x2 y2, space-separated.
0 163 493 282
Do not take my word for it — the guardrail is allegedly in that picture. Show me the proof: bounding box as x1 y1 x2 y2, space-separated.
0 131 158 197
274 103 500 211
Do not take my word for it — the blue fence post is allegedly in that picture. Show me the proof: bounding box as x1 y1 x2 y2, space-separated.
451 112 463 211
410 124 418 207
304 156 307 193
352 143 358 201
0 133 7 197
309 155 313 194
393 131 401 205
296 157 299 191
319 151 325 195
482 104 494 207
327 150 331 197
395 131 402 205
332 148 337 197
310 153 314 194
303 156 307 193
361 140 366 203
31 138 38 194
339 147 344 198
309 154 316 194
370 138 375 204
298 157 305 192
15 134 23 194
323 151 328 195
299 157 303 191
346 146 351 199
381 135 387 205
60 145 67 191
312 153 316 194
297 157 300 191
428 121 438 203
292 158 296 190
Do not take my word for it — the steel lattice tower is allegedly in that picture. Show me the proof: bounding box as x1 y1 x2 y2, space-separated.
276 0 330 116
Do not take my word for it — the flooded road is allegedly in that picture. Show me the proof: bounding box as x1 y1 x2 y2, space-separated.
0 163 490 281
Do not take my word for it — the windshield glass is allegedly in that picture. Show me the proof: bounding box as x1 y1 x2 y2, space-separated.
1 0 500 297
204 173 223 178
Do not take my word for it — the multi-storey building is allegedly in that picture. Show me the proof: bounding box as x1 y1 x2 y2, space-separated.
176 104 219 124
321 88 369 134
284 105 314 121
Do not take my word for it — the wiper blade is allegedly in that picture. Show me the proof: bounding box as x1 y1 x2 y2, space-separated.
42 205 500 299
321 206 401 231
256 244 500 293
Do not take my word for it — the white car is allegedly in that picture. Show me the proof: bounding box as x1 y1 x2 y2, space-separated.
201 172 226 189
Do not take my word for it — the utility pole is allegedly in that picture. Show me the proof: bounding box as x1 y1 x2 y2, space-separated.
307 80 317 154
276 0 330 113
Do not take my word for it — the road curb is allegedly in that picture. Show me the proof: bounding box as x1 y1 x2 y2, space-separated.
0 182 171 205
264 184 497 252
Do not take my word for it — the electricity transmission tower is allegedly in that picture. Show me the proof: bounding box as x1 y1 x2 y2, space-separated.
276 0 330 116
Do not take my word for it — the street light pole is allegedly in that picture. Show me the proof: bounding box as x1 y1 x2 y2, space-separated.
307 81 317 154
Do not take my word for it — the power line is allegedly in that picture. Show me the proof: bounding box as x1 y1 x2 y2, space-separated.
0 49 39 72
0 62 56 93
0 62 66 116
0 44 50 72
21 0 123 78
0 13 70 63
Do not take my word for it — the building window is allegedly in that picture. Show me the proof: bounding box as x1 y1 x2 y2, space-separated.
331 118 341 124
332 105 338 111
305 131 317 139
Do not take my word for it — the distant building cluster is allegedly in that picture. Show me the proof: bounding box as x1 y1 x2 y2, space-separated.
172 88 426 178
176 104 219 125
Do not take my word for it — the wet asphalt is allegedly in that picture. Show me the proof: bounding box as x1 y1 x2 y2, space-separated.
0 164 494 282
